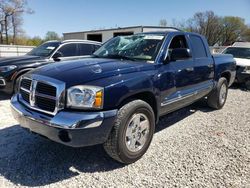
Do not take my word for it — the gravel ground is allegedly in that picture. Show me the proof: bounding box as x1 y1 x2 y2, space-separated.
0 87 249 188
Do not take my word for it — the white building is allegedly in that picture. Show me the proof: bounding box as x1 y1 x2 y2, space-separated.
63 26 178 43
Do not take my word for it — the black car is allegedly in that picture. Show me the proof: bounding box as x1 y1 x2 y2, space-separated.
0 40 101 94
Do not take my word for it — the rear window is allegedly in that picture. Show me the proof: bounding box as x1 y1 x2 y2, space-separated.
223 47 250 59
78 43 95 55
190 35 207 58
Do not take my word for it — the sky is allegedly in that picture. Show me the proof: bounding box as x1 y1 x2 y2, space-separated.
23 0 250 38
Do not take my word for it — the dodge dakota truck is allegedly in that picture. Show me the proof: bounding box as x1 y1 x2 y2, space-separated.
0 40 101 94
11 28 236 164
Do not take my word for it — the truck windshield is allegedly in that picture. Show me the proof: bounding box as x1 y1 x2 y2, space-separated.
27 42 60 57
223 47 250 59
93 34 165 62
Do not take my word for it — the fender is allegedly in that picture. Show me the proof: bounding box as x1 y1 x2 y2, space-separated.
11 68 34 81
96 71 161 121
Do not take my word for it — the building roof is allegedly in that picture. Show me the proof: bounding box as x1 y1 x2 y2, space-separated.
63 25 181 35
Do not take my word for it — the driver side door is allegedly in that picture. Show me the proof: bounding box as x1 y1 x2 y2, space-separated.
160 34 196 115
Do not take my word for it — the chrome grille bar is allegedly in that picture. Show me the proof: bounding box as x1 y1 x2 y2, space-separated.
18 75 65 116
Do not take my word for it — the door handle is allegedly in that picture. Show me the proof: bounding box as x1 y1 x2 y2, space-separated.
185 67 194 72
208 64 214 68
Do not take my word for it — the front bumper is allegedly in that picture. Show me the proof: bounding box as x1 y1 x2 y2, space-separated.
0 76 12 94
11 94 117 147
0 77 6 86
0 71 16 94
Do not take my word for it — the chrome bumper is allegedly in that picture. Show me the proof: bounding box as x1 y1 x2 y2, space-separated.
11 94 117 147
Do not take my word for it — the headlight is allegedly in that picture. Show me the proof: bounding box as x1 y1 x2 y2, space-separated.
67 86 104 109
0 65 17 72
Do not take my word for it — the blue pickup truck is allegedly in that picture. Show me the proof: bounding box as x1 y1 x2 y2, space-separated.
11 28 236 164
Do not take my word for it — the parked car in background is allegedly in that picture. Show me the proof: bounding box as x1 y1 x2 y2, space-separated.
0 40 101 94
11 29 236 164
222 42 250 89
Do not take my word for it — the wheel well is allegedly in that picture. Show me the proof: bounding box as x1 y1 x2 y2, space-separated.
221 72 231 84
12 69 32 92
14 69 32 82
118 92 158 122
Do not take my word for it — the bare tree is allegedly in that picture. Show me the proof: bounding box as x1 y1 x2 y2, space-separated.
171 18 186 30
11 11 24 44
159 19 167 27
0 5 4 43
0 0 33 44
185 11 224 45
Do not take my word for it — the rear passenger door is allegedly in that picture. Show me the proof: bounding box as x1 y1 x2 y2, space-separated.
188 34 214 97
78 43 96 56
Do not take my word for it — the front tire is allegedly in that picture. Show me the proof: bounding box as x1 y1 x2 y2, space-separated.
103 100 155 164
207 77 228 109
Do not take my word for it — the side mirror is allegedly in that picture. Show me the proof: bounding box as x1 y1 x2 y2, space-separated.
52 51 63 61
166 48 192 62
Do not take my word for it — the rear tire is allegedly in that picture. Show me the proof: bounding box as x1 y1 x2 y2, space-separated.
207 77 228 109
103 100 155 164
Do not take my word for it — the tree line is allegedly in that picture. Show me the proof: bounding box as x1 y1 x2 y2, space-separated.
15 31 62 46
160 11 250 46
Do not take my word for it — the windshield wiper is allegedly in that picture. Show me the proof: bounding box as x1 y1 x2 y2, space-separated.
105 54 136 61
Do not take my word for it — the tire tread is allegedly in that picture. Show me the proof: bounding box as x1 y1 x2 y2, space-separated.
103 100 154 163
207 77 228 109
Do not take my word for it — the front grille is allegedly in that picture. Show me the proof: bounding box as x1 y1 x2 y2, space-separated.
36 82 57 97
35 96 56 112
19 77 60 115
20 79 31 90
20 89 29 103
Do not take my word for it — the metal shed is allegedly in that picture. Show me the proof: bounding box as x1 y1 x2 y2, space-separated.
63 26 177 43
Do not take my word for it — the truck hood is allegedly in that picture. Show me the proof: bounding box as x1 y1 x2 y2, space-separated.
31 58 155 86
0 55 45 66
234 58 250 67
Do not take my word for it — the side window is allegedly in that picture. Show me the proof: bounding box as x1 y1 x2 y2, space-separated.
57 43 77 57
78 43 94 55
168 35 189 59
169 35 188 49
189 35 207 58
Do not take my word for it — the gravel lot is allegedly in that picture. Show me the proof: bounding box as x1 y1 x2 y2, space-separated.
0 87 249 188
